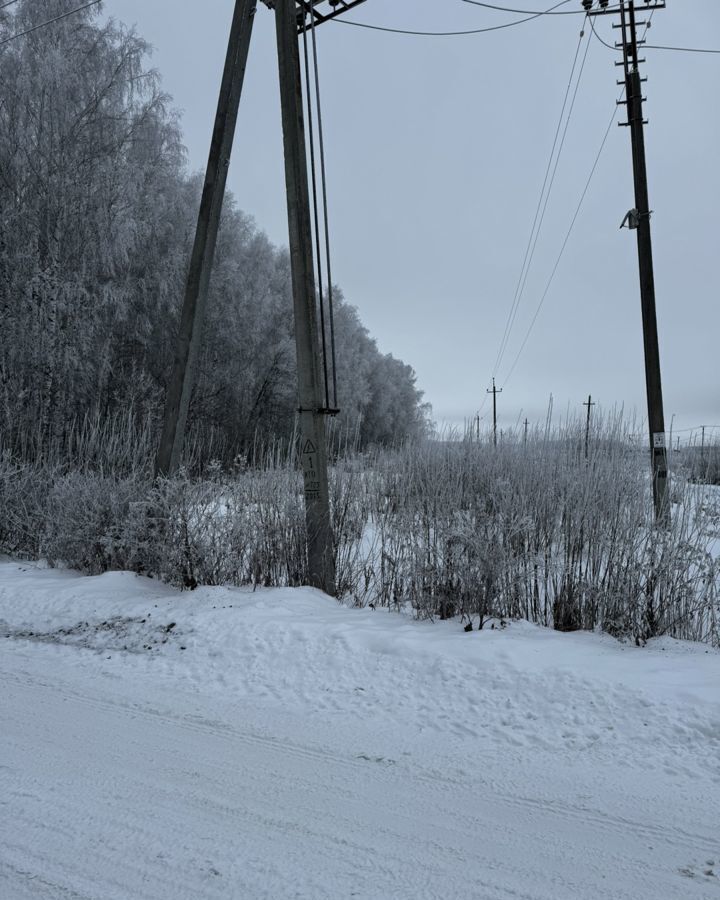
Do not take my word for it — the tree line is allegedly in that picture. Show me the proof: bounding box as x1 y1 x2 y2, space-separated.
0 1 431 467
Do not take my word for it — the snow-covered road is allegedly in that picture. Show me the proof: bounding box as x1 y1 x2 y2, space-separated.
1 562 718 899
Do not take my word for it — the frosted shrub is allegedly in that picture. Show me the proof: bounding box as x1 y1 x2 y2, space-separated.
148 467 306 588
1 464 308 588
349 417 719 645
43 472 156 574
0 456 51 559
0 410 717 645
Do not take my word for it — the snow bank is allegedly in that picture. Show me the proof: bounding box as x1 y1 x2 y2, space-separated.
1 560 719 899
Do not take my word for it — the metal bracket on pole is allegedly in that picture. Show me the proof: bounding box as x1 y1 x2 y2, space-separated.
260 0 367 31
620 208 639 229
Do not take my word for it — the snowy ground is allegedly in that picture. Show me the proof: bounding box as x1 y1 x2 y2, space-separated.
1 560 719 900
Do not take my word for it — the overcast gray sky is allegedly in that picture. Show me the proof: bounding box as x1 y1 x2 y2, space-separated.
103 0 719 444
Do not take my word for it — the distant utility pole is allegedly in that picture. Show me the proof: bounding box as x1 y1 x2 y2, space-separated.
487 378 502 447
156 0 258 476
524 418 529 445
587 0 669 524
583 394 595 460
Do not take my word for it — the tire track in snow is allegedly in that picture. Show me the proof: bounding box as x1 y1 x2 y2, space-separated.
0 861 95 900
5 663 719 846
2 661 717 900
4 664 717 858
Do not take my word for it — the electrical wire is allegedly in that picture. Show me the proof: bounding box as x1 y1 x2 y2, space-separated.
301 10 331 410
500 104 617 388
644 43 720 54
332 0 578 36
309 5 339 409
515 30 592 293
301 0 339 412
500 12 659 387
331 1 720 50
0 0 101 46
460 0 582 15
587 11 719 55
492 22 589 378
588 15 615 50
0 0 21 12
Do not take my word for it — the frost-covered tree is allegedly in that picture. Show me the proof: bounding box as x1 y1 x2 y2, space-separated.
0 1 430 465
0 0 183 453
361 352 430 447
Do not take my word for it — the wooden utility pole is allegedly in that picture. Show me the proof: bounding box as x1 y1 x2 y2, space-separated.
487 378 502 448
583 394 595 460
588 0 669 523
275 0 335 594
156 0 257 476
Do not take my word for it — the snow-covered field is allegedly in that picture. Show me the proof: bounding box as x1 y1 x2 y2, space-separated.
1 560 719 900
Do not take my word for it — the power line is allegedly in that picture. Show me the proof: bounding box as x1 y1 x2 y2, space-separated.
301 0 340 412
501 9 659 387
0 0 101 47
301 10 331 409
0 0 21 12
492 29 585 375
332 0 578 36
461 0 582 14
588 15 615 50
501 104 617 388
644 43 720 55
673 425 720 434
588 12 720 55
332 0 720 49
492 22 590 377
310 9 340 411
476 391 491 419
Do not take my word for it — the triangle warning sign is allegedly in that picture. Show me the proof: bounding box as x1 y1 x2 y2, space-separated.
302 439 316 454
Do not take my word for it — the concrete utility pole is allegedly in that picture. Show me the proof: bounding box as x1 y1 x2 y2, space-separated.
524 418 529 445
583 394 595 460
587 0 669 524
157 0 364 594
156 0 257 476
487 378 502 447
275 0 335 594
